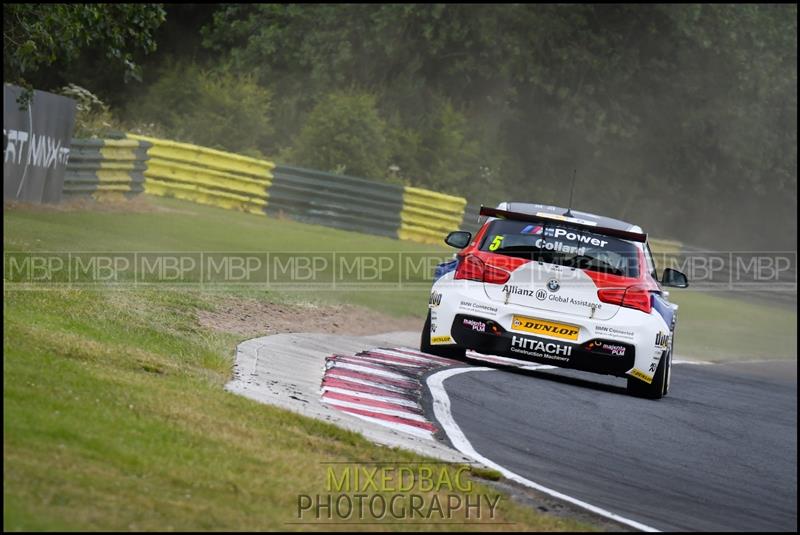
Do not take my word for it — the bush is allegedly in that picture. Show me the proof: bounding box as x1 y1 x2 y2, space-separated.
127 63 273 157
417 100 480 193
388 97 482 195
289 91 390 179
57 84 118 138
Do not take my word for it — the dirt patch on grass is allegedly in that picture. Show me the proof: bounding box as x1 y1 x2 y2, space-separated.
197 297 424 337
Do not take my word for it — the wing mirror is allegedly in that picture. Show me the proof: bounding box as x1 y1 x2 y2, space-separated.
444 231 472 249
661 268 689 288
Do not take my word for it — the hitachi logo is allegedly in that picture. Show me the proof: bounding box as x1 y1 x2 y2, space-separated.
511 335 572 356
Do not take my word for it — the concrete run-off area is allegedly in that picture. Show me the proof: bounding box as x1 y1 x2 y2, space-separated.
225 331 470 462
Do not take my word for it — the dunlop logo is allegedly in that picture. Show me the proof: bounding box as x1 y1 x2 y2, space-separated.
511 315 579 341
629 368 654 384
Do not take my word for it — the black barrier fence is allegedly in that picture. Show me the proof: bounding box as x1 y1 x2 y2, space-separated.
63 138 151 196
267 165 405 238
3 84 76 203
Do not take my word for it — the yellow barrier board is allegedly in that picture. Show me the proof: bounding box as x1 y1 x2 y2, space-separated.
127 134 275 176
126 134 276 214
399 186 466 244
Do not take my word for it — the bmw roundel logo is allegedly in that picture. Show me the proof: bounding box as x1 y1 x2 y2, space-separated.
547 279 560 292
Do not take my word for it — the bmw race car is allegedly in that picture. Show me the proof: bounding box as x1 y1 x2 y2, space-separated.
421 202 689 399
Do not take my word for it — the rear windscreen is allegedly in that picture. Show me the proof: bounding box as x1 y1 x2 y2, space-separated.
479 219 640 277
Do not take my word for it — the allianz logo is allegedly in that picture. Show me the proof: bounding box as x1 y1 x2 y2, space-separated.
502 284 535 296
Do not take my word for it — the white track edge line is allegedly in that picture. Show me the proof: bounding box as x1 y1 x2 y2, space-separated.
427 366 661 533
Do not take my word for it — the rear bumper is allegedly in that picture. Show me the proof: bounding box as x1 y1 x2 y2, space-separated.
450 313 636 376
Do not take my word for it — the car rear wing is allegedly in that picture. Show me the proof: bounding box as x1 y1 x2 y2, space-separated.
479 206 648 243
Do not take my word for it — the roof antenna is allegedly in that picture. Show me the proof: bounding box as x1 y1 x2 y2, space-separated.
564 169 577 218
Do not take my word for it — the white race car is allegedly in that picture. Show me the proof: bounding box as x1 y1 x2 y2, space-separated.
421 202 689 399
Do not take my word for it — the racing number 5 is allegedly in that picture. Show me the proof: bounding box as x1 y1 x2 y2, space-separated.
488 235 504 251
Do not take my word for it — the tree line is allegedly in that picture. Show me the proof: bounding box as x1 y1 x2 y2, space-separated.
4 4 796 249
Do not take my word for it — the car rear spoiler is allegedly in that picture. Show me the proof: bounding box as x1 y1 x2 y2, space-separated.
479 206 648 243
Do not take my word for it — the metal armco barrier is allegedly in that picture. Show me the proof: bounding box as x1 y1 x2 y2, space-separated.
60 135 472 245
60 136 686 251
399 186 467 245
268 165 404 238
126 134 274 216
63 139 150 196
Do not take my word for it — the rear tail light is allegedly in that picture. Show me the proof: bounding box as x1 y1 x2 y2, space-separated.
454 255 511 284
597 285 652 314
622 285 653 314
454 255 484 281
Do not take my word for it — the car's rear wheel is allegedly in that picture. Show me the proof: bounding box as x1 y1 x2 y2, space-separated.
420 310 466 360
627 347 671 399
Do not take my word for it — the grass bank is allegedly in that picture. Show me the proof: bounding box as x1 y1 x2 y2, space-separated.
4 285 597 530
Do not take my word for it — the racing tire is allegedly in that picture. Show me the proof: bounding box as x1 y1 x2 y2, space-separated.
420 311 467 360
627 348 671 399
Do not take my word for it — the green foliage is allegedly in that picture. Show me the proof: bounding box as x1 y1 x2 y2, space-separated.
128 63 273 156
3 4 165 100
289 91 390 179
198 3 796 248
56 84 117 139
393 98 482 194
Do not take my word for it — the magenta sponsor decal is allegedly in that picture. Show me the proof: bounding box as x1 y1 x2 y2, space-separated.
462 318 486 332
586 340 627 356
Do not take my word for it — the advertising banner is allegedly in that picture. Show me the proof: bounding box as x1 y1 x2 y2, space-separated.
3 84 76 203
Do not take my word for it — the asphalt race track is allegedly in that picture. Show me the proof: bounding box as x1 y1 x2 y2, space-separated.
438 359 797 531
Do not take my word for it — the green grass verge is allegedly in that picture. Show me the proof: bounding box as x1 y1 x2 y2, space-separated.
4 286 592 530
669 290 796 360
